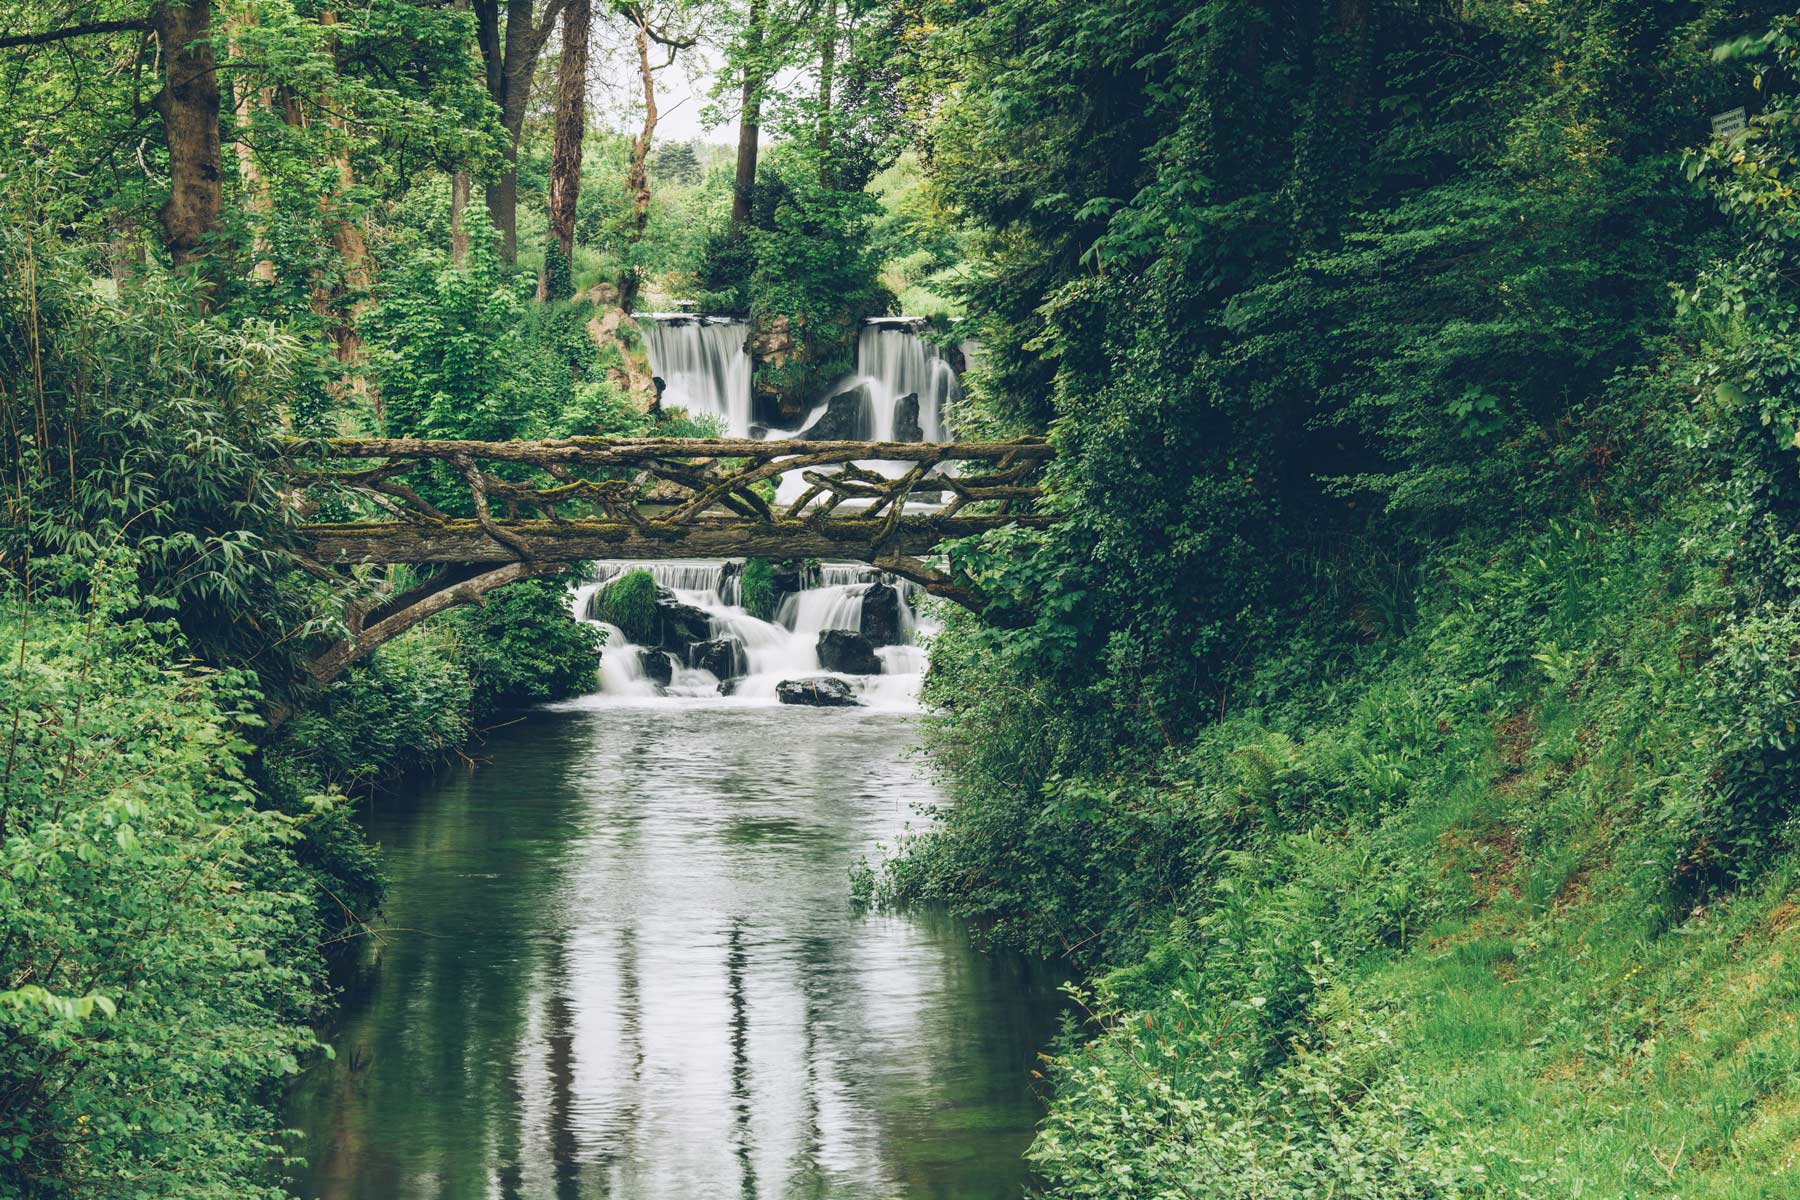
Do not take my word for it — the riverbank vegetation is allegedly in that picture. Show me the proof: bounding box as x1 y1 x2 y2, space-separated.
9 0 1800 1195
884 2 1800 1195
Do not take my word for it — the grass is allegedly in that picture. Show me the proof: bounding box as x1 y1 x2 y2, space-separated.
740 558 776 621
913 503 1800 1196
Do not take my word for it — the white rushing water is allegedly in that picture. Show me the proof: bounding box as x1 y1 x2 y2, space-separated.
639 315 753 436
788 320 965 443
569 560 937 711
640 314 966 444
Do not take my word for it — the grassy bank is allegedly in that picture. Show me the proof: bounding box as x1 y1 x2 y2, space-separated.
896 475 1800 1195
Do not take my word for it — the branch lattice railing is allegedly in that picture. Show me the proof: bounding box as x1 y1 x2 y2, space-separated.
279 435 1056 598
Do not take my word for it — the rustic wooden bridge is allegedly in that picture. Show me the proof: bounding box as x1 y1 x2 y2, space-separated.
280 435 1055 681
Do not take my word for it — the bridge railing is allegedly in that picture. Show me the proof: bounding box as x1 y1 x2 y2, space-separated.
277 435 1056 571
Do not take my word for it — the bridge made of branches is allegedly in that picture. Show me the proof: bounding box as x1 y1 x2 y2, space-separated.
280 435 1056 681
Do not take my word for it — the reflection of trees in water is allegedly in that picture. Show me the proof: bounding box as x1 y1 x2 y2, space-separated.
289 711 1058 1200
727 920 758 1200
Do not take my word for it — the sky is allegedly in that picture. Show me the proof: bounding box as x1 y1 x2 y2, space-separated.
587 16 732 146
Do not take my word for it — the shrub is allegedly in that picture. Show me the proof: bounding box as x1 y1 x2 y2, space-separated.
740 558 777 621
591 569 659 644
443 577 600 719
0 563 320 1198
271 625 475 794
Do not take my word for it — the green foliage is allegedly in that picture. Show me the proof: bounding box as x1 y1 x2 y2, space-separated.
274 626 476 795
442 577 600 720
0 214 324 685
928 0 1754 752
0 560 320 1197
370 246 616 444
591 570 660 645
739 558 778 622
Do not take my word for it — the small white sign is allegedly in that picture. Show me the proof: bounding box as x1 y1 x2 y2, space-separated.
1712 107 1748 138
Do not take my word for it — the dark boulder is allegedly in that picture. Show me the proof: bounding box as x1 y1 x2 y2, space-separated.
692 638 747 680
638 649 674 687
800 383 874 441
817 629 882 675
859 582 904 647
777 676 861 707
654 589 713 652
893 392 923 442
769 559 820 597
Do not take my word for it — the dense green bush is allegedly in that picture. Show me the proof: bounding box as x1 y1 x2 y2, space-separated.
442 576 599 720
0 565 320 1198
591 570 659 645
271 626 476 795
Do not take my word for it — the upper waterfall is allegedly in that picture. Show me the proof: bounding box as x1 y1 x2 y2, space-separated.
850 317 963 442
639 314 753 436
639 313 967 442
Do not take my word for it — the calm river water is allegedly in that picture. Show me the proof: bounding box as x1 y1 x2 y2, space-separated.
286 700 1062 1199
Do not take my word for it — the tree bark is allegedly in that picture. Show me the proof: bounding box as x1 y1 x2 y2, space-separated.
482 0 564 264
620 13 658 310
450 0 474 268
152 0 223 272
538 0 590 301
817 0 835 187
729 0 764 229
227 13 275 283
316 11 376 409
451 172 473 266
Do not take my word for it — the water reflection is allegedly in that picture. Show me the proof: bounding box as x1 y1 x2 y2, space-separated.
287 705 1061 1200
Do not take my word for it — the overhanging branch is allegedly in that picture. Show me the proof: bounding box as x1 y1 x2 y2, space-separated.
0 17 149 49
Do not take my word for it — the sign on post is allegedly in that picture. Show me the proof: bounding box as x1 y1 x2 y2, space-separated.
1712 107 1748 139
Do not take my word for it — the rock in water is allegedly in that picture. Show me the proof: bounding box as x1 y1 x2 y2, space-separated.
692 638 746 680
893 392 923 442
769 559 820 598
800 383 874 441
859 582 904 647
638 649 674 687
654 590 713 652
817 629 883 675
777 676 861 707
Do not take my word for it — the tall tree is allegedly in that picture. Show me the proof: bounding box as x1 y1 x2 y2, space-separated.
816 0 835 186
618 1 696 309
476 0 568 262
538 0 591 300
151 0 223 273
729 0 763 229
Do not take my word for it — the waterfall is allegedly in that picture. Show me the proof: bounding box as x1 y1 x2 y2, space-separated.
568 560 936 710
639 315 752 436
854 318 961 442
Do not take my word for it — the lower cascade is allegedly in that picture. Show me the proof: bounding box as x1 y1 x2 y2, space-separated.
572 559 935 709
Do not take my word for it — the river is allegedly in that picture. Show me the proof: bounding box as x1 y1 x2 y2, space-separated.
285 699 1062 1199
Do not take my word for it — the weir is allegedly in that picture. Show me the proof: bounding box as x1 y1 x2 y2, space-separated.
574 559 932 707
639 314 968 440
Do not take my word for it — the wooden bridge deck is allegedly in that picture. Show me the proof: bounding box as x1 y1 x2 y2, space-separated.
280 436 1057 681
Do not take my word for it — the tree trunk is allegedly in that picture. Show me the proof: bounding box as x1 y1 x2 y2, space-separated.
538 0 590 301
451 172 472 266
729 0 764 229
484 0 560 264
227 13 275 282
316 11 376 410
817 0 835 187
152 0 223 273
450 0 474 268
620 13 658 310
